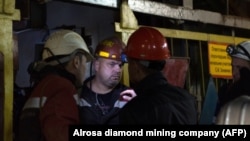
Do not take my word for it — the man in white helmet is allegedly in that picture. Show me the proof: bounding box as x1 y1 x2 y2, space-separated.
215 41 250 119
17 29 93 141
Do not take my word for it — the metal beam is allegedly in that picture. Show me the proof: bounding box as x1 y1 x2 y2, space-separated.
0 0 20 140
72 0 250 30
115 22 250 44
183 0 193 9
72 0 118 8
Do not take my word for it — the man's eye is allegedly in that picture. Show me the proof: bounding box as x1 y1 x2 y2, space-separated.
109 63 116 67
108 62 122 68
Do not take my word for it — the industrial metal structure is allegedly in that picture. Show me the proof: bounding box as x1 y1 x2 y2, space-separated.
1 0 250 140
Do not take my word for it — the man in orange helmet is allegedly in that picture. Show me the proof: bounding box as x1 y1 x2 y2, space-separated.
119 27 197 124
78 36 136 124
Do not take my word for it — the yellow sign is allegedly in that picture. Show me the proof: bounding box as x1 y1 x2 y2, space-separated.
208 42 232 78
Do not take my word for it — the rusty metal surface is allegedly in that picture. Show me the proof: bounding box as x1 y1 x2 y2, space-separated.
73 0 250 30
120 0 138 29
128 0 250 30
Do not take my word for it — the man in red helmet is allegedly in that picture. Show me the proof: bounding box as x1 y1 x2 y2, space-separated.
78 36 136 124
119 27 197 124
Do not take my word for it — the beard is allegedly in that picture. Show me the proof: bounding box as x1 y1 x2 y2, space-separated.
106 75 120 88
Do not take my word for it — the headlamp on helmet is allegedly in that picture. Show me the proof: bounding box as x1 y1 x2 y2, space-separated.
226 44 250 60
95 36 127 64
121 53 128 64
96 51 127 64
226 44 236 55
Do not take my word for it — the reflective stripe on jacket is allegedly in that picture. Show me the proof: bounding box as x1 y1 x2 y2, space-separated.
18 74 79 141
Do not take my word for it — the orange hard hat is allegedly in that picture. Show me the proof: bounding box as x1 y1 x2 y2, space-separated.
95 36 126 62
126 26 171 60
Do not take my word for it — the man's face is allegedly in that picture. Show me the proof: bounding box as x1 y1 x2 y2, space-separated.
231 57 250 82
95 58 123 88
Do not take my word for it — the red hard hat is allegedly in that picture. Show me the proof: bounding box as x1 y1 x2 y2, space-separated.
126 27 171 60
95 36 126 61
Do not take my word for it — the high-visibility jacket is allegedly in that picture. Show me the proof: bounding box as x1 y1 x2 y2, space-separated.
18 68 79 141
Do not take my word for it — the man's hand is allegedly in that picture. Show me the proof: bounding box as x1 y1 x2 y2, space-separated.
119 89 137 101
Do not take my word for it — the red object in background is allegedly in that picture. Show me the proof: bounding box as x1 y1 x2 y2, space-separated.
162 57 190 88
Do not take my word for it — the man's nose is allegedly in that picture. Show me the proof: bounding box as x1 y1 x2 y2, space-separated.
114 64 122 71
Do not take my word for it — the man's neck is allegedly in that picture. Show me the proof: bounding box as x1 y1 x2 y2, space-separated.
88 78 112 94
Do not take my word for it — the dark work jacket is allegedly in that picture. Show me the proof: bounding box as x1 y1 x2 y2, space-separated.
216 67 250 116
119 72 197 125
78 76 130 125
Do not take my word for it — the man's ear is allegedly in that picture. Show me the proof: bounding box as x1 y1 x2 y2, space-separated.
73 55 81 69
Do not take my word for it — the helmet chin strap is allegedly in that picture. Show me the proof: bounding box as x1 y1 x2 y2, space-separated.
46 56 71 66
43 48 86 66
43 47 64 65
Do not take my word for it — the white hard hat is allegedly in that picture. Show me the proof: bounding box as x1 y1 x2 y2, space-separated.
216 95 250 125
42 29 93 63
227 41 250 61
